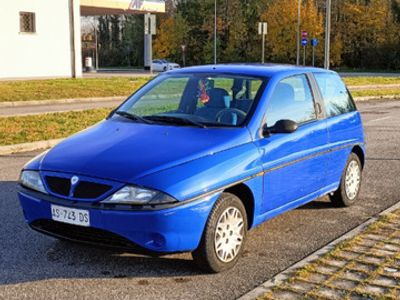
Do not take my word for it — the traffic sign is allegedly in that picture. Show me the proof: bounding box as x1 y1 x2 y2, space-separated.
301 38 308 46
144 14 156 35
301 31 308 39
311 38 318 47
258 22 268 35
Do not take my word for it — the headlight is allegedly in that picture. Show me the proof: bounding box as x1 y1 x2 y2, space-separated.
102 185 176 205
19 170 47 194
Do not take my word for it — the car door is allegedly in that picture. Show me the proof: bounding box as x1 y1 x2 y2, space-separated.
255 74 329 213
313 72 364 188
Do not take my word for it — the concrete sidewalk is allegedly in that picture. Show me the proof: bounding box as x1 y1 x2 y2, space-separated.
242 203 400 300
0 96 124 117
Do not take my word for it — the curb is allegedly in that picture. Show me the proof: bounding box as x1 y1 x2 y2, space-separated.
0 139 63 155
238 200 400 300
354 95 399 101
0 96 126 108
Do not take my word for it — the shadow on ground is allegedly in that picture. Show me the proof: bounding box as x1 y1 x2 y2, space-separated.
0 181 204 286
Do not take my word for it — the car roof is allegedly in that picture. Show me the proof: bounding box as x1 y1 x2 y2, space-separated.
168 63 336 78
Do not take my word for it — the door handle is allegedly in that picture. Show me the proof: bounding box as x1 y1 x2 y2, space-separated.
315 102 323 115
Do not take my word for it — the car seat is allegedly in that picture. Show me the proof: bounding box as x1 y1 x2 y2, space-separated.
194 88 230 121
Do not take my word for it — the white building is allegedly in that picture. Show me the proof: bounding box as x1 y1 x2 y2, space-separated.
0 0 82 79
0 0 164 80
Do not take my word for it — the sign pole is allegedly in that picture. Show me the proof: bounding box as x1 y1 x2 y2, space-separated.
181 45 186 67
261 32 265 64
312 46 315 67
301 31 308 66
259 22 267 64
324 0 332 69
214 0 217 65
296 0 301 66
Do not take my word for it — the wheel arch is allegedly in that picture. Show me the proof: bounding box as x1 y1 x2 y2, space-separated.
351 145 365 168
225 183 255 229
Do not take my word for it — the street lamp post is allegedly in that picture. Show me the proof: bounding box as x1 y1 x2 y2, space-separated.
214 0 217 65
296 0 301 66
324 0 332 69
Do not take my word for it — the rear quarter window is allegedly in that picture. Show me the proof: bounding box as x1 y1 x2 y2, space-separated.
314 73 356 117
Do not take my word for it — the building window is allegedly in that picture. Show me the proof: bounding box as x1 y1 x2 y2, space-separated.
20 12 36 33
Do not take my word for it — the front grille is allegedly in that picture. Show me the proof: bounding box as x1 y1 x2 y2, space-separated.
45 176 71 196
44 175 112 200
73 181 112 199
30 220 144 252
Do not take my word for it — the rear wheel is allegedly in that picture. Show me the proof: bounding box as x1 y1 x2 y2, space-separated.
330 152 362 207
192 193 247 273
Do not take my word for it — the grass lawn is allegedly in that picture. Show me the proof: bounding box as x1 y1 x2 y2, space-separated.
0 108 110 146
0 77 151 102
352 89 400 98
343 77 400 86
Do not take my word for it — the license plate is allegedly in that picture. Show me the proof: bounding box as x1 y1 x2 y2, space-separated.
51 204 90 227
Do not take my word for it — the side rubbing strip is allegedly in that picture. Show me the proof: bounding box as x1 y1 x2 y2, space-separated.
264 143 355 174
183 143 360 203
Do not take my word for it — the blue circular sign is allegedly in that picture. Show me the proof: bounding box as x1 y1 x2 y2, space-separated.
311 38 318 47
301 38 308 46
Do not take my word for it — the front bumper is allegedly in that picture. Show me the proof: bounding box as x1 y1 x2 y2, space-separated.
18 188 219 253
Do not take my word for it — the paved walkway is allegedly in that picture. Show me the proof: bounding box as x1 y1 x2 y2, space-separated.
0 98 123 117
254 208 400 300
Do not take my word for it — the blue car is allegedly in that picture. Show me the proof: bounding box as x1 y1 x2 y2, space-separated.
18 64 365 272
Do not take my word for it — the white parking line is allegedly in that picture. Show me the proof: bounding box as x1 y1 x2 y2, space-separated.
364 116 391 125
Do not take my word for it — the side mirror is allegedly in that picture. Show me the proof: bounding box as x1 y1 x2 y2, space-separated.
263 119 298 136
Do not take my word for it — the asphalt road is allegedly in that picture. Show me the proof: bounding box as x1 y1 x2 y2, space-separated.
0 100 399 300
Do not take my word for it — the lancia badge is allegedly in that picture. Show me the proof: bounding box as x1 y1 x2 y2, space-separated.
71 176 79 185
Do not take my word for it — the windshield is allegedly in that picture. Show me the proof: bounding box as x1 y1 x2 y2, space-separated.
114 73 267 127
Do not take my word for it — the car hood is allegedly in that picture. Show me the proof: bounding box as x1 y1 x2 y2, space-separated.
39 118 252 183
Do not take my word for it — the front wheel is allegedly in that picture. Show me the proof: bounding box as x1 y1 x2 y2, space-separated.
192 193 247 273
330 152 363 207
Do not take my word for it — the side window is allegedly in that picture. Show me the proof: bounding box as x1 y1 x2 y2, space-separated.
314 73 356 117
266 74 316 127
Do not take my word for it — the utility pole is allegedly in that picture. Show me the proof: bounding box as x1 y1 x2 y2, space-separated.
324 0 332 69
214 0 217 64
296 0 301 66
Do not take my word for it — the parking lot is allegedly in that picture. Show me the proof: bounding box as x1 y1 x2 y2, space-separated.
0 100 399 300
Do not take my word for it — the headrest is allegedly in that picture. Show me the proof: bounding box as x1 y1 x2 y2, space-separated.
207 88 230 108
273 83 295 104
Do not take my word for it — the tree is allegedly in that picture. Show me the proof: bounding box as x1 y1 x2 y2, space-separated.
153 14 189 63
260 0 323 65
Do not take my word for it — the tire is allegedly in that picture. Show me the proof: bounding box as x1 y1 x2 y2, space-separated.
163 66 167 72
192 192 248 273
330 152 363 207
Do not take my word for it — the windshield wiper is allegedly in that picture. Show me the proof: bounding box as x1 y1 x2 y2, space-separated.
115 111 154 124
146 115 207 128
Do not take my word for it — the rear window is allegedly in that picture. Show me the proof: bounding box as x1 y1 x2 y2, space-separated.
314 73 356 117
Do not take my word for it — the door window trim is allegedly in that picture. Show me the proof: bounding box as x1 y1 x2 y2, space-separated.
260 73 320 133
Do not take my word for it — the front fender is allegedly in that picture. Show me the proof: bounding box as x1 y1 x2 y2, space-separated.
134 142 263 202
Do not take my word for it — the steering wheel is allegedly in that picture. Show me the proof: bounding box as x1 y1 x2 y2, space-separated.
216 108 247 125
